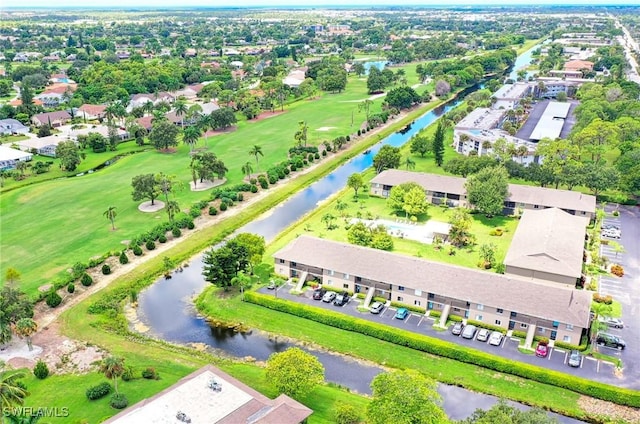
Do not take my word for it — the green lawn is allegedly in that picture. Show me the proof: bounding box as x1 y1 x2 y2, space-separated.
0 67 438 294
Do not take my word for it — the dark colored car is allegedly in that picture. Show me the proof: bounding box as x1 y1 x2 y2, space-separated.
535 343 549 358
451 322 464 336
312 288 326 300
568 350 581 367
596 333 626 350
333 293 350 307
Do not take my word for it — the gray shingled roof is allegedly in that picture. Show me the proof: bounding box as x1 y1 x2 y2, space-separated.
274 236 591 328
370 170 596 214
504 208 587 279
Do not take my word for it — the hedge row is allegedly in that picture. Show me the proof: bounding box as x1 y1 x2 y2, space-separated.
243 291 640 408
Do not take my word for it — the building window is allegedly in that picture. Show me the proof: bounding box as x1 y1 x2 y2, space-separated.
520 323 528 329
563 336 571 343
343 283 349 289
476 315 483 321
538 327 545 334
495 320 501 326
278 259 285 264
510 312 517 318
328 270 334 276
477 304 484 311
428 293 434 299
534 205 539 209
414 300 421 306
397 296 403 302
355 276 362 282
344 273 349 279
553 321 559 328
496 308 503 314
291 262 297 266
566 324 573 331
415 289 422 296
398 286 405 291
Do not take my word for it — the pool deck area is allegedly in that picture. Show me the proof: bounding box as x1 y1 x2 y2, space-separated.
353 218 451 244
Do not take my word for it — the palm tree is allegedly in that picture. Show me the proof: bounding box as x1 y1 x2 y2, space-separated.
174 99 188 128
196 114 212 147
516 145 529 163
241 161 253 180
230 271 252 299
103 206 117 230
100 356 125 395
14 318 37 351
0 362 28 411
334 199 348 217
321 213 335 230
182 125 201 152
249 145 263 170
142 101 155 117
404 157 416 170
166 200 180 223
4 412 41 423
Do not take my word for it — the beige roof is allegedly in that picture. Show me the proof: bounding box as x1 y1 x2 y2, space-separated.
104 365 312 424
274 236 591 328
371 170 596 214
504 208 587 279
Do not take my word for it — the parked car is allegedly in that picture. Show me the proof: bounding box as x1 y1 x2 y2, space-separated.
395 308 409 320
370 301 385 314
599 317 624 329
488 331 504 346
322 291 336 303
267 280 276 290
596 333 626 350
312 288 326 300
461 324 478 339
602 229 621 239
535 343 549 358
568 350 581 367
451 322 464 336
333 293 349 307
476 329 490 342
602 224 620 231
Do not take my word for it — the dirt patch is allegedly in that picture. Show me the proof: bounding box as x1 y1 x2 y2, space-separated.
203 126 237 137
138 200 165 213
578 395 640 423
316 126 337 132
190 178 226 192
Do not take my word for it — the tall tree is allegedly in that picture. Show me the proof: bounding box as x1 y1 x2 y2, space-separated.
0 362 29 411
367 370 447 424
465 166 509 216
15 318 37 351
249 145 263 170
182 125 201 152
165 200 180 223
373 145 401 174
294 121 309 147
346 173 365 201
100 356 125 395
410 134 431 158
265 347 324 399
241 161 254 180
131 174 160 206
55 141 81 172
583 162 619 196
404 156 416 171
402 185 428 218
432 120 445 167
232 233 266 275
103 206 117 230
174 99 188 128
202 240 249 290
149 119 179 151
358 99 373 122
448 208 474 247
387 182 423 217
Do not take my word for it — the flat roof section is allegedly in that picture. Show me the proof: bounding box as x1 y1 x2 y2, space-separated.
529 117 565 141
492 83 531 101
0 145 32 162
544 101 571 119
455 108 506 131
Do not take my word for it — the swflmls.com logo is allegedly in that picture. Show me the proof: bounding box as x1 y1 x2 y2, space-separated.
2 407 70 417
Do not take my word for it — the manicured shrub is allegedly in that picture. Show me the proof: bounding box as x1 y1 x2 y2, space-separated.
334 402 360 424
132 245 143 256
110 393 128 409
314 152 320 159
307 153 315 162
346 135 351 142
101 264 111 275
259 179 268 189
208 206 218 215
119 251 129 264
236 193 244 201
303 159 308 165
158 234 167 243
593 293 613 304
33 360 49 379
187 221 195 230
172 227 182 238
145 240 156 250
46 291 62 308
86 382 111 400
243 292 640 408
250 184 258 193
357 129 361 136
219 202 228 211
189 208 201 218
611 264 624 277
495 263 506 274
81 273 93 287
290 164 297 172
121 366 135 382
322 150 327 157
268 175 277 184
142 367 159 380
67 283 75 293
249 178 257 185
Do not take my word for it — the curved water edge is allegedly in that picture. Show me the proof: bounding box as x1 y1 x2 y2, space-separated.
136 45 583 422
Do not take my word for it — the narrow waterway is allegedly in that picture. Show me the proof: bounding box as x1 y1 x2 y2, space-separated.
136 45 584 422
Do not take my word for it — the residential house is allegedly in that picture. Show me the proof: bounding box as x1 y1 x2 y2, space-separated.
31 111 72 128
0 145 32 170
104 365 312 424
34 83 77 107
17 135 76 157
283 69 307 88
77 104 107 121
0 119 29 135
536 78 583 98
175 83 205 99
369 170 596 219
274 236 591 346
128 92 175 111
504 208 588 286
564 60 594 73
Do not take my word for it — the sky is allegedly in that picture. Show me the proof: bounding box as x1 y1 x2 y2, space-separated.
7 0 640 8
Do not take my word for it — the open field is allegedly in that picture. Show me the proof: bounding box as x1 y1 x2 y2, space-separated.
0 69 436 294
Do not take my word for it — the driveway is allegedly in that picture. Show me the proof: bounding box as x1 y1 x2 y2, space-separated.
260 283 621 386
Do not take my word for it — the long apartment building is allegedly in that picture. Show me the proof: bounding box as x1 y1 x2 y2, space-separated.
369 170 596 220
274 235 591 346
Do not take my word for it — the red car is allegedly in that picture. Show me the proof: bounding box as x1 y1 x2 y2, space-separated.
535 343 549 358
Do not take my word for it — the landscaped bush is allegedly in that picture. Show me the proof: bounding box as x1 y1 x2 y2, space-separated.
145 240 156 251
593 293 613 304
86 382 111 400
189 208 201 218
187 221 195 230
322 150 327 157
495 263 506 274
172 227 182 238
67 283 75 293
611 264 624 277
429 310 442 318
243 292 640 408
158 234 167 243
121 366 135 382
489 228 503 236
46 291 62 308
142 367 159 380
81 273 93 287
236 193 244 201
119 251 129 265
268 175 277 184
33 360 49 379
132 245 143 256
208 206 218 215
466 320 507 334
219 202 228 211
314 152 320 160
249 178 257 185
72 262 87 279
250 184 258 193
390 302 425 314
101 264 111 275
110 393 128 409
259 178 269 189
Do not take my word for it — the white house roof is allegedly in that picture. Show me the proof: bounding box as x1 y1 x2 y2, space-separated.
455 108 506 131
0 145 32 162
529 101 572 141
